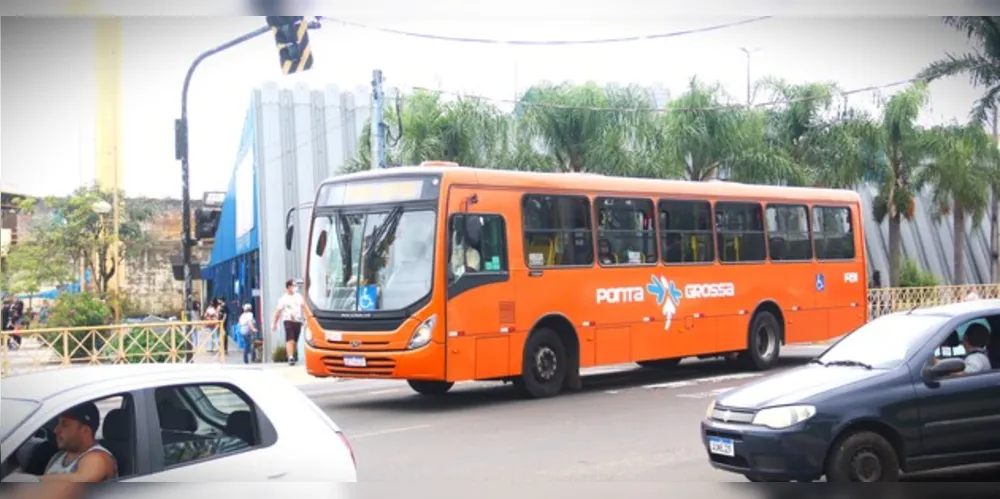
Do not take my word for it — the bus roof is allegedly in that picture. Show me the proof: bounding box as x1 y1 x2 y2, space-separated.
323 165 861 204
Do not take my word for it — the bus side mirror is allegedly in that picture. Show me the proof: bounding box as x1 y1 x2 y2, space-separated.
284 225 294 251
464 216 483 247
315 230 328 256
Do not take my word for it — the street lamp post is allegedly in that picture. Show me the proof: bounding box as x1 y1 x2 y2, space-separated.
739 47 761 106
91 200 113 314
175 26 270 324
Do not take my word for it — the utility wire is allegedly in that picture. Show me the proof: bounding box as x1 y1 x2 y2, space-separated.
407 65 979 114
319 16 772 46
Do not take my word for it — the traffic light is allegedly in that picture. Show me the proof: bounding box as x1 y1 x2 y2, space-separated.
194 207 221 241
266 16 314 75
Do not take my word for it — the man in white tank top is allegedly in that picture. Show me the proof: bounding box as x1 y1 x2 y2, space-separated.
41 402 117 482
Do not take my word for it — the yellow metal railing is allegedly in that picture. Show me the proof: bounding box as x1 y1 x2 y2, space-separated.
0 320 225 377
867 284 1000 318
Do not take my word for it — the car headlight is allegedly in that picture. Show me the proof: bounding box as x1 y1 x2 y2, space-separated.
705 399 716 419
751 405 816 429
407 314 436 350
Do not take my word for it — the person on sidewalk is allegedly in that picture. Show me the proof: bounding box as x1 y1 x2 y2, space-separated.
203 300 219 353
238 303 259 364
272 279 304 366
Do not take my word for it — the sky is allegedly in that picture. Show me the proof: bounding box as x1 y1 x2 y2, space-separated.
0 12 986 200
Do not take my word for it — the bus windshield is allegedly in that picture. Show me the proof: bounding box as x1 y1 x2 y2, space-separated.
308 208 436 312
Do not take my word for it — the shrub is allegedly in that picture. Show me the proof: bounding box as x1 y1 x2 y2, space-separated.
899 257 939 288
272 345 287 363
45 292 111 360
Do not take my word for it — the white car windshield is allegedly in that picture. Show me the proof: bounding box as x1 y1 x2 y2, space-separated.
817 313 950 369
1 398 40 442
307 208 436 312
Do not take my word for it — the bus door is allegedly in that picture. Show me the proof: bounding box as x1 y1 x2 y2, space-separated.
444 187 517 381
812 204 865 339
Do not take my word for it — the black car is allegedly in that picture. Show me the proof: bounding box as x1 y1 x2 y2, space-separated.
700 299 1000 482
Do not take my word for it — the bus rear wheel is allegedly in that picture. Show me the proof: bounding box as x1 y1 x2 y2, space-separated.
737 311 781 371
515 328 568 399
407 380 454 396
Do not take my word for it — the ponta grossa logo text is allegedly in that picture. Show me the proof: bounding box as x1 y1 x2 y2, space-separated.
647 275 683 330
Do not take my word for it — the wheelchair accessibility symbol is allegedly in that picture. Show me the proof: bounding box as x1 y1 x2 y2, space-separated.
815 273 825 292
358 285 378 311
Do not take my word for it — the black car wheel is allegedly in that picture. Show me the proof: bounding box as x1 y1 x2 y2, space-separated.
737 311 781 371
826 431 901 482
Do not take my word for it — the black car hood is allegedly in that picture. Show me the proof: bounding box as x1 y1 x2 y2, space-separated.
716 364 884 410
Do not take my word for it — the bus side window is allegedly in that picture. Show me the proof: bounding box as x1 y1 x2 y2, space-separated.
765 204 812 261
522 194 594 268
596 197 657 266
716 202 766 263
449 214 509 282
813 206 855 260
659 199 715 264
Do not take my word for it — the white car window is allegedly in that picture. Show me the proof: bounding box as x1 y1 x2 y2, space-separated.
154 383 265 469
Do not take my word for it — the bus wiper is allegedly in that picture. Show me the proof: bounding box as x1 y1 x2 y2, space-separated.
362 205 405 278
823 360 873 370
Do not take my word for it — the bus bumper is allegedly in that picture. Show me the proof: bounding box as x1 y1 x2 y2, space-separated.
303 341 447 380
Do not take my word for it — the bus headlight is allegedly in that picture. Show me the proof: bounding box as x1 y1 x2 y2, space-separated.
751 405 816 429
407 314 437 350
304 326 314 346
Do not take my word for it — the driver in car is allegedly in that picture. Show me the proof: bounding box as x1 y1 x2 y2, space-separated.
40 402 117 482
959 324 992 374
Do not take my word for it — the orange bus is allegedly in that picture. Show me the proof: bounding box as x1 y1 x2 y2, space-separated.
287 162 868 398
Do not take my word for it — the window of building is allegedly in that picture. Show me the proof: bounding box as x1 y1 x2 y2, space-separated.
716 202 766 263
522 195 594 267
154 384 265 468
448 214 508 282
659 199 715 264
595 197 657 266
813 206 856 260
765 204 813 261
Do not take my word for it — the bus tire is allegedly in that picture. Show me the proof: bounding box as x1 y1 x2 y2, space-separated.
407 380 454 396
738 311 781 371
637 358 681 369
515 328 568 399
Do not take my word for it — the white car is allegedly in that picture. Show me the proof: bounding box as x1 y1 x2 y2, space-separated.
0 364 357 484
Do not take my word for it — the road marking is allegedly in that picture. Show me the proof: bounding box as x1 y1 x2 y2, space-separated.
367 388 405 396
643 372 763 390
349 424 432 439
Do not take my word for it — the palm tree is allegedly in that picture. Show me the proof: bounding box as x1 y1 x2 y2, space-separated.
515 82 655 174
919 17 1000 123
915 123 1000 284
655 77 801 184
756 78 877 188
869 83 934 287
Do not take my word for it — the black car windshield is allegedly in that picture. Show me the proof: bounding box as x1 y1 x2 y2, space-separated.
817 313 950 369
307 208 436 312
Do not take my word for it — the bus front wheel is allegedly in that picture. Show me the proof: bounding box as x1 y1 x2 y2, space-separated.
515 328 568 399
407 380 454 396
738 311 781 371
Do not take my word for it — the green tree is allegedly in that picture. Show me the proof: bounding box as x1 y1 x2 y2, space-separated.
20 185 154 296
516 81 656 174
3 238 74 302
655 77 800 183
869 83 934 287
915 123 1000 283
919 17 1000 123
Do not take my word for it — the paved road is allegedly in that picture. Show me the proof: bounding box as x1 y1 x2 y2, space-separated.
307 346 999 482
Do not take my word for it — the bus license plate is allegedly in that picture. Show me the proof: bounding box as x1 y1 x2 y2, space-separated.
343 355 366 367
708 437 735 457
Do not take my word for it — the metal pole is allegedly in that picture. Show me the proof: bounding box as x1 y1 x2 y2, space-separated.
177 26 269 324
739 47 754 105
370 69 386 170
991 106 999 282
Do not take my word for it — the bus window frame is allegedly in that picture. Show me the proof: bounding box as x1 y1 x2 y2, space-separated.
446 212 511 299
594 196 658 268
520 193 596 270
657 197 718 267
811 204 858 262
764 203 815 264
714 200 769 265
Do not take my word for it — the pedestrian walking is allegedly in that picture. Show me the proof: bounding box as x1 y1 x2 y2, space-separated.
216 297 230 353
272 279 304 366
203 300 219 353
238 303 259 364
